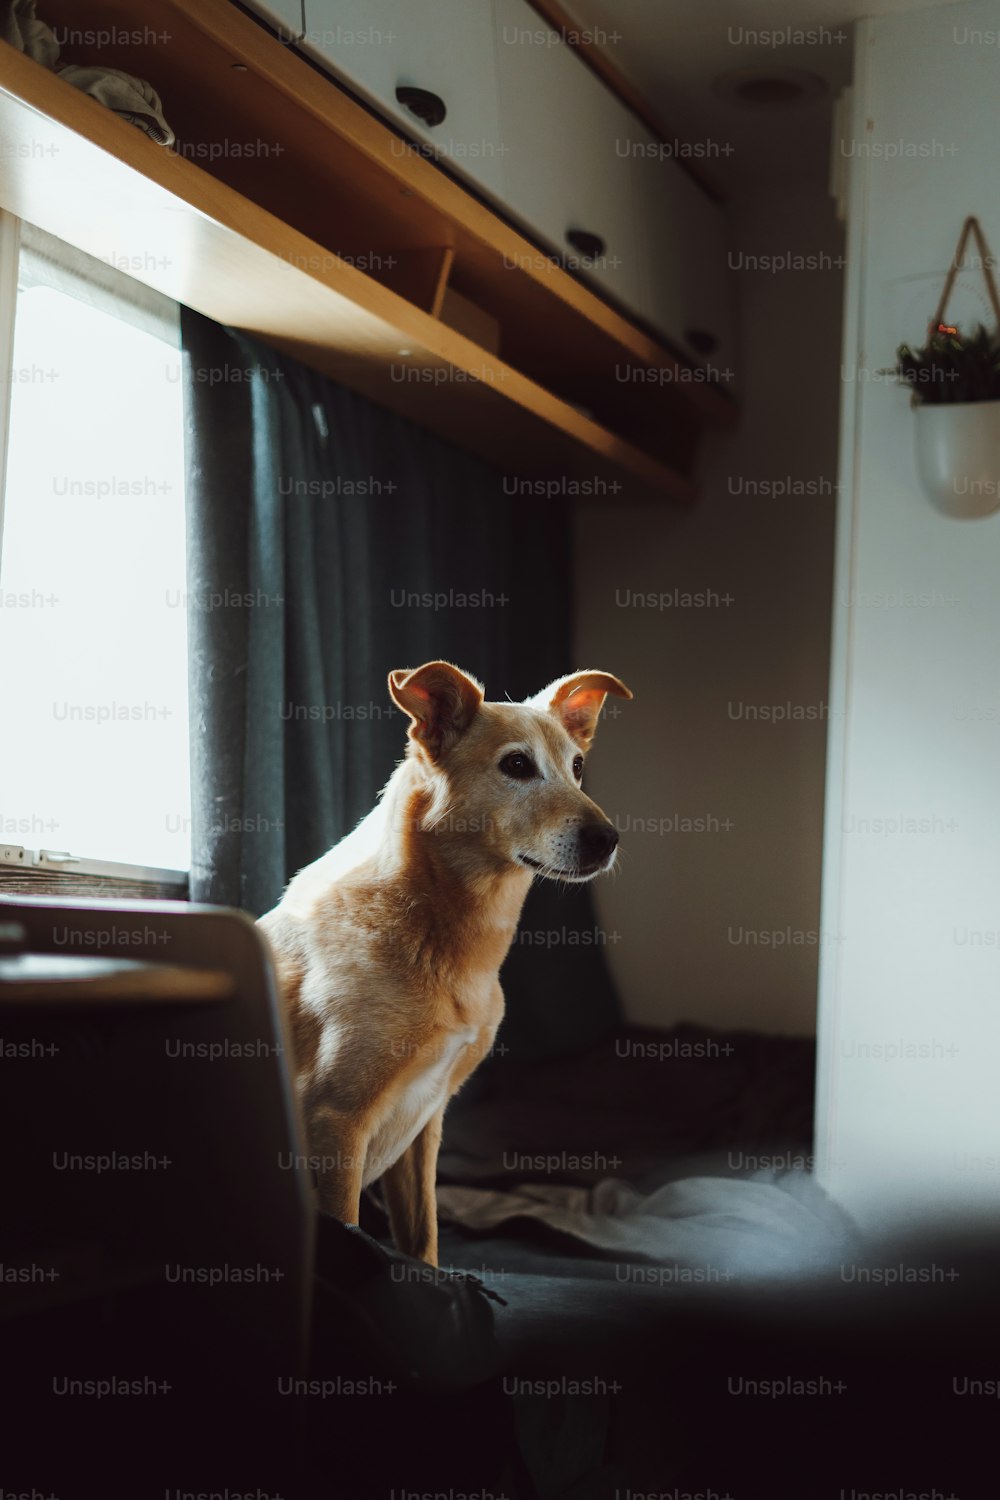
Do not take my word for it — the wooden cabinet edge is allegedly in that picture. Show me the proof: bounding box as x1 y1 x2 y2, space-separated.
0 34 715 499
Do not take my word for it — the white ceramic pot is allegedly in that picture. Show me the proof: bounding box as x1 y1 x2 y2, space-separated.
914 398 1000 518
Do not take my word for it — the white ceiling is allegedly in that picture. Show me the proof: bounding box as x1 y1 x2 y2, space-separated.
561 0 968 190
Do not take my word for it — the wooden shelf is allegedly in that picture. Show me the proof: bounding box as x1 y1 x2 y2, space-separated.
0 0 738 499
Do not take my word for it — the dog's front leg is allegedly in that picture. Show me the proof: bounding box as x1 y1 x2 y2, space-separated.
380 1107 445 1266
309 1105 367 1227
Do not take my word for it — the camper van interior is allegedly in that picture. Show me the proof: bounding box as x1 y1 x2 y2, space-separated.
2 0 1000 1494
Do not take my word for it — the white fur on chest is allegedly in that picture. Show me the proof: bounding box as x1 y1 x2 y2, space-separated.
363 1025 477 1187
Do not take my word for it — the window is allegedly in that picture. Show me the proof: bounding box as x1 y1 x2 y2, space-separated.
0 216 191 887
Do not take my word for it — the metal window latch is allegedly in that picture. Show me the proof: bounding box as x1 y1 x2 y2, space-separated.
1 845 83 869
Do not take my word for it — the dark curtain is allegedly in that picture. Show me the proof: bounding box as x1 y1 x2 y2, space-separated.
181 307 620 1059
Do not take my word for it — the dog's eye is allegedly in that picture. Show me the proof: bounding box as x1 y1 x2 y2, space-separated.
572 754 584 780
499 752 537 780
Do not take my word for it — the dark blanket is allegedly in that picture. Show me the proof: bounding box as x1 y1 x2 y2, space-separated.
440 1021 815 1194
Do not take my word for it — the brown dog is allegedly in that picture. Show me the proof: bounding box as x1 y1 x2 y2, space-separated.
259 661 631 1264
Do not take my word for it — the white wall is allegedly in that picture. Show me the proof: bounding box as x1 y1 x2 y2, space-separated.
815 0 1000 1234
575 176 843 1036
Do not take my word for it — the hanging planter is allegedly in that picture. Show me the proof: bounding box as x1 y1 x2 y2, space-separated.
884 216 1000 519
914 397 1000 519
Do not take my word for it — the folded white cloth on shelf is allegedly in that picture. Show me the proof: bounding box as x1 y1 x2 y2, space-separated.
57 64 175 146
0 0 57 66
1 0 175 146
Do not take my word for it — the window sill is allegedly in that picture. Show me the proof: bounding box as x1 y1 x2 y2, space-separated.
0 850 188 902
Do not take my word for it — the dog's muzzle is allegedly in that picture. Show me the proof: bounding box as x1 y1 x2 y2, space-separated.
519 822 619 880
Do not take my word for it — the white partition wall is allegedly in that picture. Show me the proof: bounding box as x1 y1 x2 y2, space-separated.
816 1 1000 1234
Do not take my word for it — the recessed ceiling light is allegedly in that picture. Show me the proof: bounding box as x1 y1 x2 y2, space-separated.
713 68 827 107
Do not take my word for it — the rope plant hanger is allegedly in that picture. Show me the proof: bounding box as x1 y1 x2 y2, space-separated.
927 214 1000 344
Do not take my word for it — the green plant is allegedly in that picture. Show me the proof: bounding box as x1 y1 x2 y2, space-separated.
884 323 1000 405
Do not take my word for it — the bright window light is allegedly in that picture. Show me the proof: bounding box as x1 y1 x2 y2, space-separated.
0 226 190 872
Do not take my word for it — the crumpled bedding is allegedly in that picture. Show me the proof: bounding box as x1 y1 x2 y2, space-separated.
0 0 56 65
437 1169 861 1280
1 0 175 145
433 1022 845 1280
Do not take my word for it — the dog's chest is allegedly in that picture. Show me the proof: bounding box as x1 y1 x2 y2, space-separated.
363 1024 479 1186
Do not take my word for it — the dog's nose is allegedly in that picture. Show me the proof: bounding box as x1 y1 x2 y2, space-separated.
579 823 619 866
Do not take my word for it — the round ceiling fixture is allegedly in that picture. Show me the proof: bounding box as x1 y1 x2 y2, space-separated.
713 68 827 107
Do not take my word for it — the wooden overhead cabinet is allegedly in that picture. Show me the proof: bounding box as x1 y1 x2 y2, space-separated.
492 0 649 324
300 0 737 366
631 128 736 368
298 0 508 200
246 0 303 42
0 0 737 500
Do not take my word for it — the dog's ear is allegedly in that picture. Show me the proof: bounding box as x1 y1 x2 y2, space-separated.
528 670 632 751
388 661 484 760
